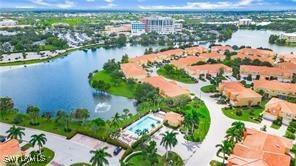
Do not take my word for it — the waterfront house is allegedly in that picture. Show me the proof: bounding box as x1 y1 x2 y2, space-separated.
185 64 232 78
211 45 234 54
218 82 262 107
253 80 296 98
184 46 208 56
120 63 148 81
240 65 294 82
263 98 296 125
227 128 292 166
233 48 276 64
143 76 190 98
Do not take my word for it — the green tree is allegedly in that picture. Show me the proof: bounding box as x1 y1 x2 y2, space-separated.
160 131 178 159
90 147 112 166
0 97 14 118
121 54 129 63
6 125 25 141
72 108 90 123
216 140 233 164
29 134 47 154
26 106 40 125
142 141 158 165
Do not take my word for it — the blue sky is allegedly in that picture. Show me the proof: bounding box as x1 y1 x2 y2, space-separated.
0 0 296 10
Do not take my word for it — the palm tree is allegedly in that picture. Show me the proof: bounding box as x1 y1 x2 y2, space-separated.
29 134 47 154
90 147 112 166
160 131 178 159
6 125 25 141
216 140 233 164
231 121 246 136
225 127 243 144
111 113 121 128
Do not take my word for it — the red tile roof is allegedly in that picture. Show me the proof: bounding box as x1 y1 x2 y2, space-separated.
0 139 23 163
120 63 148 80
186 64 232 76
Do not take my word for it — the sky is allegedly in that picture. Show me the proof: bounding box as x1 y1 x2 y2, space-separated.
0 0 296 10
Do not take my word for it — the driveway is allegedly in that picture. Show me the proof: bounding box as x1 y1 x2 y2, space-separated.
0 123 122 166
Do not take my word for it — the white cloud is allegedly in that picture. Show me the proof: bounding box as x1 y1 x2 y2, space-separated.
86 0 95 2
139 0 258 10
104 0 114 3
30 0 75 8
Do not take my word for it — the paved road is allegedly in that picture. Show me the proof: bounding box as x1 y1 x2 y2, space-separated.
0 122 122 166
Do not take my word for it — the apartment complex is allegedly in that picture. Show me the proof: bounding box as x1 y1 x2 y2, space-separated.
218 82 262 107
233 48 276 64
120 63 148 81
143 76 190 98
253 80 296 98
228 128 292 166
240 65 294 82
263 98 296 125
280 33 296 43
141 16 176 34
186 64 232 78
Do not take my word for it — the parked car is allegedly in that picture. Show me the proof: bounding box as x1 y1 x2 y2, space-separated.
0 136 6 142
113 146 122 155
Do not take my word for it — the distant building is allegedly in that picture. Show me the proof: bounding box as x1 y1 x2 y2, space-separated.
232 48 276 64
142 16 175 34
174 22 183 32
131 21 145 36
104 24 131 35
280 33 296 43
238 18 252 26
0 19 17 27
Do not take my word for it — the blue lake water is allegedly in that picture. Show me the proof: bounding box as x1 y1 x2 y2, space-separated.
0 45 161 119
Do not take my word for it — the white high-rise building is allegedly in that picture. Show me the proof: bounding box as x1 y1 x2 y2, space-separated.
131 21 145 36
142 16 175 34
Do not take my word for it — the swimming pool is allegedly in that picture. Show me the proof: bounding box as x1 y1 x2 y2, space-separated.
127 116 161 135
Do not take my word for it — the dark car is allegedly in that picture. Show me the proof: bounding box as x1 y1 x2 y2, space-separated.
113 146 122 155
0 136 6 143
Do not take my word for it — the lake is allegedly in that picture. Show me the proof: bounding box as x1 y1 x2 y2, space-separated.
0 45 161 119
0 30 295 119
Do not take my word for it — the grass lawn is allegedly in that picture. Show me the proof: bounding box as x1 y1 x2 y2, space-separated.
222 100 267 123
29 147 55 166
90 70 137 98
157 64 196 84
182 99 211 142
125 151 183 166
201 84 218 93
210 160 225 166
271 123 281 129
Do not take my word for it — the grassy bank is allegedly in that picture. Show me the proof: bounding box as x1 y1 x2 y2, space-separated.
157 64 196 84
201 84 218 93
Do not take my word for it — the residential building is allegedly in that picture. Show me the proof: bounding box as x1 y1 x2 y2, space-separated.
0 19 17 27
130 49 184 65
143 76 190 98
164 112 184 127
131 21 145 36
280 33 296 43
228 128 292 166
199 52 226 61
277 62 296 73
218 82 262 107
263 98 296 125
238 18 252 26
233 48 276 64
185 64 232 78
120 63 148 81
0 139 23 165
171 56 206 69
142 16 175 34
278 52 296 64
184 46 208 56
253 80 296 98
174 22 183 32
240 65 294 82
211 45 234 54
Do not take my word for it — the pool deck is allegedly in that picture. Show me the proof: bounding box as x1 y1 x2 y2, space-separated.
119 113 164 146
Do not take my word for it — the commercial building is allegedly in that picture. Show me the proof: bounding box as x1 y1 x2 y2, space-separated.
131 21 145 36
228 128 292 166
143 76 190 98
263 98 296 125
240 65 294 82
120 63 148 81
280 33 296 43
253 80 296 98
218 82 262 107
142 16 176 34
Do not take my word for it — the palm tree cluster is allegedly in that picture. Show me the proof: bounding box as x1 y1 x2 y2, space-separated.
90 147 112 166
184 109 199 137
216 121 246 164
160 131 178 160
